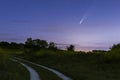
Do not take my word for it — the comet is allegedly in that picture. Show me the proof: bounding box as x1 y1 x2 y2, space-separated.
79 0 95 25
79 14 87 25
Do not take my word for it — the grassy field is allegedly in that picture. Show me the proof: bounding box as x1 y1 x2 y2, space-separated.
0 48 29 80
1 46 120 80
16 58 62 80
0 59 30 80
19 50 120 80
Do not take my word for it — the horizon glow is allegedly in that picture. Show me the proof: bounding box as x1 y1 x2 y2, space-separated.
0 0 120 51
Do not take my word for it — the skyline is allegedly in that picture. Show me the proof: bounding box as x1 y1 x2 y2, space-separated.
0 0 120 51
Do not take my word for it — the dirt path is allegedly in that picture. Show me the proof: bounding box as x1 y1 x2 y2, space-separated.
11 59 40 80
21 63 40 80
14 57 72 80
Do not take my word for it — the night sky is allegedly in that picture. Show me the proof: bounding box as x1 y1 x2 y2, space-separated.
0 0 120 51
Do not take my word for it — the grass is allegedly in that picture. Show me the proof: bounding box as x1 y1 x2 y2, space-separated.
19 50 120 80
0 59 30 80
28 64 62 80
0 48 30 80
2 47 120 80
15 57 63 80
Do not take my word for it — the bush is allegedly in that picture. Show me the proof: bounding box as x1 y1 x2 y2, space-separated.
107 44 120 60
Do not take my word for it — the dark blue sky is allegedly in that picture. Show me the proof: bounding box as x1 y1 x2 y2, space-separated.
0 0 120 51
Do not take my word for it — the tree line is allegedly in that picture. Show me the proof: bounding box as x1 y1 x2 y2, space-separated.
0 38 75 51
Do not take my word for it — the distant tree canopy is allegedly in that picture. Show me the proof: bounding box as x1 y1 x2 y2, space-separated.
110 44 120 51
67 45 75 51
48 42 57 50
25 38 33 46
108 43 120 59
0 41 10 48
0 38 58 51
0 41 23 49
25 38 48 49
92 50 107 53
0 38 76 52
24 38 58 50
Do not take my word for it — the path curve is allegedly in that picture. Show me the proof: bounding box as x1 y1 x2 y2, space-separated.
14 57 72 80
11 59 40 80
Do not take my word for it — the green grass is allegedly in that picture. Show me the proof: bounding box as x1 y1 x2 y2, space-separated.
0 48 30 80
0 59 30 80
15 58 62 80
20 50 120 80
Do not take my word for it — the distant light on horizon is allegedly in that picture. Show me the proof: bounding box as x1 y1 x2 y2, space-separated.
0 0 120 51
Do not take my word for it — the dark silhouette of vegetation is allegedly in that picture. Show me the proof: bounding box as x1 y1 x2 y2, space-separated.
33 39 48 48
67 45 75 51
107 43 120 60
24 38 49 53
0 41 24 49
92 50 107 53
48 42 57 50
25 38 48 49
25 38 33 47
110 44 120 51
0 41 10 48
0 38 75 53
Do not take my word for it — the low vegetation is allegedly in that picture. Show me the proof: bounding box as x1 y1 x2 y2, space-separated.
16 58 62 80
0 48 29 80
1 38 120 80
19 51 120 80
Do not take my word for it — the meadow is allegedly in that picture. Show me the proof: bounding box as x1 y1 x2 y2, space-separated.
1 39 120 80
0 48 29 80
18 49 120 80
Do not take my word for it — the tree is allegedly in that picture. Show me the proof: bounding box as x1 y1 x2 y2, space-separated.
10 42 18 49
110 44 120 51
25 38 33 46
33 39 48 48
39 40 48 48
0 41 10 48
67 45 75 51
108 43 120 59
25 38 48 51
48 42 57 50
